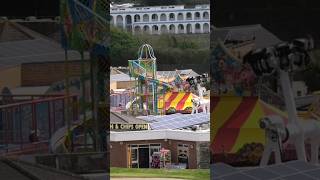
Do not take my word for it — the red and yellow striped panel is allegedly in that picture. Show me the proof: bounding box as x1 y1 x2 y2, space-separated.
211 96 288 154
158 92 193 112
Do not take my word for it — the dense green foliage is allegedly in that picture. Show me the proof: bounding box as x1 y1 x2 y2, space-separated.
110 27 140 65
110 27 210 72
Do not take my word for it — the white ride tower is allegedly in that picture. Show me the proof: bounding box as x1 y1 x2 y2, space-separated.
244 37 320 165
187 74 210 114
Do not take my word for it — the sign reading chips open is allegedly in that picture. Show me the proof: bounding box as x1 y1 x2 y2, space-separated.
110 124 149 131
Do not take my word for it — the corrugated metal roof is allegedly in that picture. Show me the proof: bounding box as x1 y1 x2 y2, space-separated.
110 73 132 82
10 86 50 95
111 112 147 124
110 129 210 142
0 39 88 69
0 21 89 70
157 69 199 79
178 69 200 77
0 21 32 42
138 113 210 130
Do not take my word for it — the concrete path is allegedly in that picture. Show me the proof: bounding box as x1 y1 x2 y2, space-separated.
82 173 109 180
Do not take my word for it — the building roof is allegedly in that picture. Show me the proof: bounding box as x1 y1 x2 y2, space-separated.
10 86 50 95
110 129 209 142
110 69 199 82
138 112 209 130
0 86 52 101
157 69 199 80
110 73 132 82
0 21 32 42
111 112 148 124
110 4 209 13
0 21 88 70
178 69 200 77
212 24 282 49
110 68 124 75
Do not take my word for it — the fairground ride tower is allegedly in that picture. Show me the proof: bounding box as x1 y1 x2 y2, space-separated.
128 44 159 115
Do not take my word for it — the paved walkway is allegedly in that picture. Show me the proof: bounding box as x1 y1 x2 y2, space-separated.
82 173 109 180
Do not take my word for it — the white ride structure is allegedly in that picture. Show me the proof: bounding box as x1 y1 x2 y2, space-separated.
191 84 209 114
188 75 210 114
244 37 320 165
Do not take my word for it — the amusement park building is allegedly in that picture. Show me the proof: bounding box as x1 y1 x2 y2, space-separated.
0 20 89 90
110 4 210 34
110 129 210 169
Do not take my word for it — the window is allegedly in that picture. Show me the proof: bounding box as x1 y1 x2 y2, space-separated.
195 12 201 19
169 13 175 20
150 144 161 156
143 14 149 22
134 15 140 22
203 12 209 19
177 143 190 168
151 14 158 21
131 148 138 161
160 14 167 21
177 13 183 20
186 12 192 20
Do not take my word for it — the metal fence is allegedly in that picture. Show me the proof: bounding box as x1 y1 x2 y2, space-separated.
0 95 79 154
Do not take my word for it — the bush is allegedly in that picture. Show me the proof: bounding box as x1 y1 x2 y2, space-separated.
167 107 176 114
235 142 264 166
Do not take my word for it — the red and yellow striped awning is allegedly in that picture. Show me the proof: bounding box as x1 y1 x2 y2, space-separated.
211 96 288 154
158 92 196 112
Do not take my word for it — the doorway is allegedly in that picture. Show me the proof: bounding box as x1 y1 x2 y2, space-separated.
128 144 161 168
138 147 149 168
178 143 190 169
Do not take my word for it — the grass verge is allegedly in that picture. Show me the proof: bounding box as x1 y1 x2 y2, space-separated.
110 167 210 180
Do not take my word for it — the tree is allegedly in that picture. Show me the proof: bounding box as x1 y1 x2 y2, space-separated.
110 27 210 73
110 27 139 66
